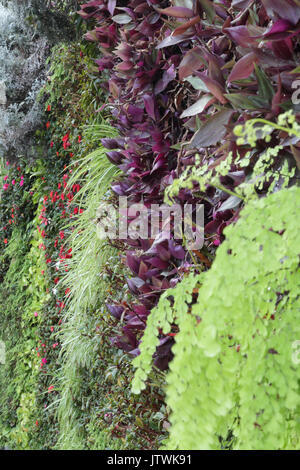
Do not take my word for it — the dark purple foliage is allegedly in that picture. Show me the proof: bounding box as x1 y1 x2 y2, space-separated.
80 0 300 370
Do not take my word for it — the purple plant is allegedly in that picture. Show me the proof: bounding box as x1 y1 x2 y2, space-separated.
80 0 300 369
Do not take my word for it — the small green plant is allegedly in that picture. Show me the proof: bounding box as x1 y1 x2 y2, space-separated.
133 185 300 450
0 219 48 449
166 111 299 207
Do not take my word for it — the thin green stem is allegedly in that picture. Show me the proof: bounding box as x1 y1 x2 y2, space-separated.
249 118 300 139
211 183 246 201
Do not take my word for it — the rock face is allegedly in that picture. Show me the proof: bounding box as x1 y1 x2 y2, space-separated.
0 1 74 163
0 2 48 162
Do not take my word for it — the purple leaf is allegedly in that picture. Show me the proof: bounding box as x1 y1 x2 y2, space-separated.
197 73 227 104
158 6 195 18
143 94 156 120
107 0 116 15
156 244 171 261
106 304 124 320
224 26 258 47
126 252 140 274
101 138 120 149
228 52 257 82
148 257 170 269
168 240 185 260
154 64 176 94
127 277 145 294
106 151 123 165
156 32 193 49
261 0 300 26
190 108 233 148
264 19 293 37
179 46 204 80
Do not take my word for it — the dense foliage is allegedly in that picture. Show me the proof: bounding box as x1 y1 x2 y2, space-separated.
1 0 300 451
134 183 300 449
0 22 165 449
79 0 300 371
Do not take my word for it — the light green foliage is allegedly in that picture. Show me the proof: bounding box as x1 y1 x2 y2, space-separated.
0 218 48 449
55 124 161 450
10 393 37 448
55 124 122 449
133 186 300 450
166 111 299 205
42 42 106 131
132 274 200 395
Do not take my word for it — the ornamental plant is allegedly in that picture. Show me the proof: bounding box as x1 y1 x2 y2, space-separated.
1 5 169 449
80 0 300 368
133 185 300 450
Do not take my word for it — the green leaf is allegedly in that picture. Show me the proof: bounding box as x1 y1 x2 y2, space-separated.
254 64 274 103
112 14 132 24
217 195 241 212
190 108 233 148
180 94 213 118
225 93 267 110
198 0 215 23
184 76 210 92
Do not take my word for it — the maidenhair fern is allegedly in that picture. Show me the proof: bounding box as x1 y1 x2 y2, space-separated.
133 185 300 450
165 111 299 205
132 274 200 395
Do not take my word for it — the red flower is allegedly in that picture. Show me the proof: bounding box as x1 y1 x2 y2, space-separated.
47 105 51 112
72 184 81 193
63 141 70 150
4 239 8 244
46 122 50 129
62 133 70 150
